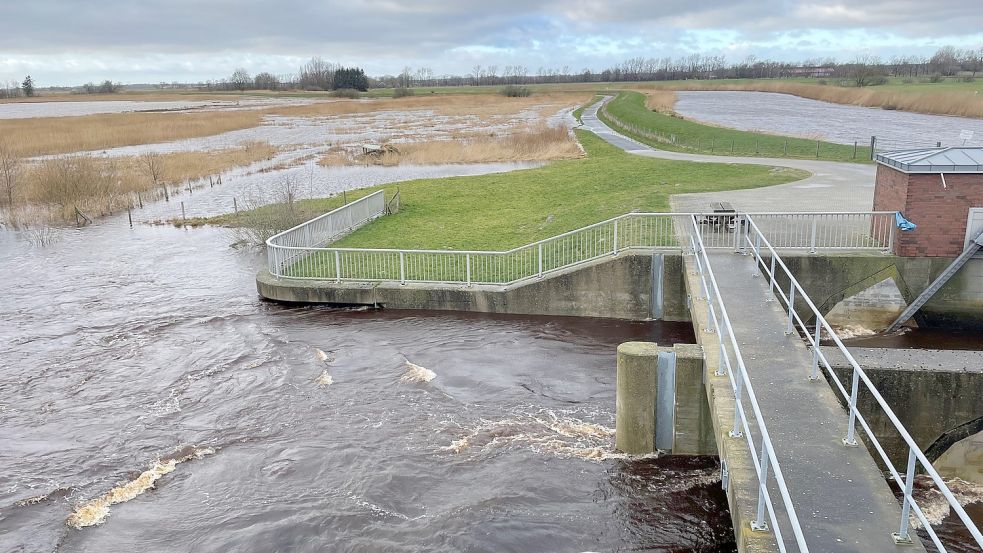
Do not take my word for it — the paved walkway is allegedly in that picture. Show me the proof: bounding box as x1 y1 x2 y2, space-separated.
705 251 924 552
580 98 876 213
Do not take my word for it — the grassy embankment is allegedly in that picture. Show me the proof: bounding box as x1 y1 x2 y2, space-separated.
201 129 807 253
599 91 873 162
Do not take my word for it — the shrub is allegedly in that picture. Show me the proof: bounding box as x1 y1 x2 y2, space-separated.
392 87 414 98
330 88 361 99
816 79 828 85
901 77 914 84
962 76 976 83
500 85 532 97
928 74 945 83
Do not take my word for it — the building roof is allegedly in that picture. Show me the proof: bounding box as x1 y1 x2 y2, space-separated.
875 147 983 174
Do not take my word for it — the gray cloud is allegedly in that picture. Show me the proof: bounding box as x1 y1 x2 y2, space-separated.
0 1 980 84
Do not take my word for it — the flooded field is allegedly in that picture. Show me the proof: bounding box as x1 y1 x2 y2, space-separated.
0 218 744 552
674 91 983 150
0 97 313 119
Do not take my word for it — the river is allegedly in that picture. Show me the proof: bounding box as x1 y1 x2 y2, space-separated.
674 91 983 151
0 217 740 552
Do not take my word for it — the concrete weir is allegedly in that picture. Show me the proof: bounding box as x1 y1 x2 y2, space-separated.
257 251 690 321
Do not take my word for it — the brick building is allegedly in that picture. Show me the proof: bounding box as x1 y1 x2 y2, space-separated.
873 148 983 257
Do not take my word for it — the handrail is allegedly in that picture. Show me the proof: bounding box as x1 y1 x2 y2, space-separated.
689 215 810 552
266 211 897 283
743 214 983 551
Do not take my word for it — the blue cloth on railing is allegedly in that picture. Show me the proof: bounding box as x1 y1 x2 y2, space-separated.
895 212 916 231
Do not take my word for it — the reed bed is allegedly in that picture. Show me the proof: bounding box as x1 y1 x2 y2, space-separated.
320 125 582 167
6 142 276 224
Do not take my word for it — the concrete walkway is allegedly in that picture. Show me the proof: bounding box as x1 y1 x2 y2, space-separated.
705 251 924 552
580 98 876 213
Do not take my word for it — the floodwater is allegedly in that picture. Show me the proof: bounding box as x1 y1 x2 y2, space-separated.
841 327 983 350
674 91 983 150
0 97 316 119
0 217 742 552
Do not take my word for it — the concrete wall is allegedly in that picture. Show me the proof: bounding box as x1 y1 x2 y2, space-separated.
258 251 690 322
874 164 983 257
772 253 983 330
823 347 983 470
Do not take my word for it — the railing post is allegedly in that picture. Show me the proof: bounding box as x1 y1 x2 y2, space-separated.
715 327 728 377
887 215 896 254
705 299 715 334
399 251 406 285
752 440 771 531
785 283 796 335
843 368 860 446
466 253 472 287
893 448 917 544
334 251 341 283
538 243 543 278
751 233 761 277
810 319 822 381
729 367 745 438
765 256 776 302
809 217 818 254
612 219 619 256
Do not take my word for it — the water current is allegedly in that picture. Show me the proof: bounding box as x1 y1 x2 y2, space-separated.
0 217 741 552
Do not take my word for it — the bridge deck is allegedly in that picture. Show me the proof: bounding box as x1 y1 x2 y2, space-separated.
707 250 924 552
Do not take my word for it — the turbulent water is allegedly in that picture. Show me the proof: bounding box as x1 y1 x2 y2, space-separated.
0 218 739 552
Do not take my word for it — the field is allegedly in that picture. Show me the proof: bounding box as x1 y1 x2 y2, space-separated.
203 129 807 251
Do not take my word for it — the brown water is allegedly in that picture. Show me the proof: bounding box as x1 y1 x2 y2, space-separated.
0 219 738 552
841 327 983 350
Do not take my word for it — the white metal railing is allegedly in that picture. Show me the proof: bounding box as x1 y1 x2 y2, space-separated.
689 215 810 553
742 215 983 551
266 211 896 283
266 190 386 277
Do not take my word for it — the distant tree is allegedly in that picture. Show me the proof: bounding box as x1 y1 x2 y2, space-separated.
0 140 20 207
229 68 251 91
930 46 960 76
22 75 34 97
332 67 368 91
253 72 280 90
847 54 884 87
98 80 121 93
299 56 335 90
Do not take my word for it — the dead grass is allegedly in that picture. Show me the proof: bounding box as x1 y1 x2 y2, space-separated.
324 125 582 166
641 90 678 113
0 110 266 157
272 92 589 121
640 81 983 118
12 142 277 223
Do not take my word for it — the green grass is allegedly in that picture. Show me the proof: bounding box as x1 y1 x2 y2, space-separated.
600 91 873 162
572 95 601 123
216 129 807 257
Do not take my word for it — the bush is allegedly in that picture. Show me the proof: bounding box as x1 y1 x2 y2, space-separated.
962 76 976 83
330 88 361 99
392 87 414 98
500 85 532 97
901 77 914 84
816 79 828 85
928 74 945 83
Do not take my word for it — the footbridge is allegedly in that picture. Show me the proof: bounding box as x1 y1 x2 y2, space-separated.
258 199 982 552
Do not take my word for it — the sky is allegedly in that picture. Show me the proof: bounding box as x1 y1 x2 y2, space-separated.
0 0 981 86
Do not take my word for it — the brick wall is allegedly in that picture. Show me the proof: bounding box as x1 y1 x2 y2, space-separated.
876 165 983 256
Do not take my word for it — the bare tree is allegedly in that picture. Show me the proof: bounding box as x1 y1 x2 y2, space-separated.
299 56 335 90
0 140 20 207
847 54 884 87
140 152 168 201
229 68 251 91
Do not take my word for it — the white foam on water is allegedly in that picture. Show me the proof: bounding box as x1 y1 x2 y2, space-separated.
401 361 436 383
66 446 215 529
315 348 329 362
315 370 333 387
909 477 983 529
833 324 877 340
441 409 653 463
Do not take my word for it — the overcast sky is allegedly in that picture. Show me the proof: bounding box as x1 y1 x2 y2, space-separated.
1 0 981 86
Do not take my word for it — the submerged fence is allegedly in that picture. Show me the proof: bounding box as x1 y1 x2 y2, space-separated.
265 211 897 284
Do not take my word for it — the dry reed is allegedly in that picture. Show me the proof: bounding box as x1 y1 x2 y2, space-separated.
13 142 276 223
641 90 678 113
323 125 582 166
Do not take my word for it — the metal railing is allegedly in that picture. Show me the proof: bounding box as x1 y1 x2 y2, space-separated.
266 211 896 283
266 190 386 277
689 215 810 552
742 214 983 551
